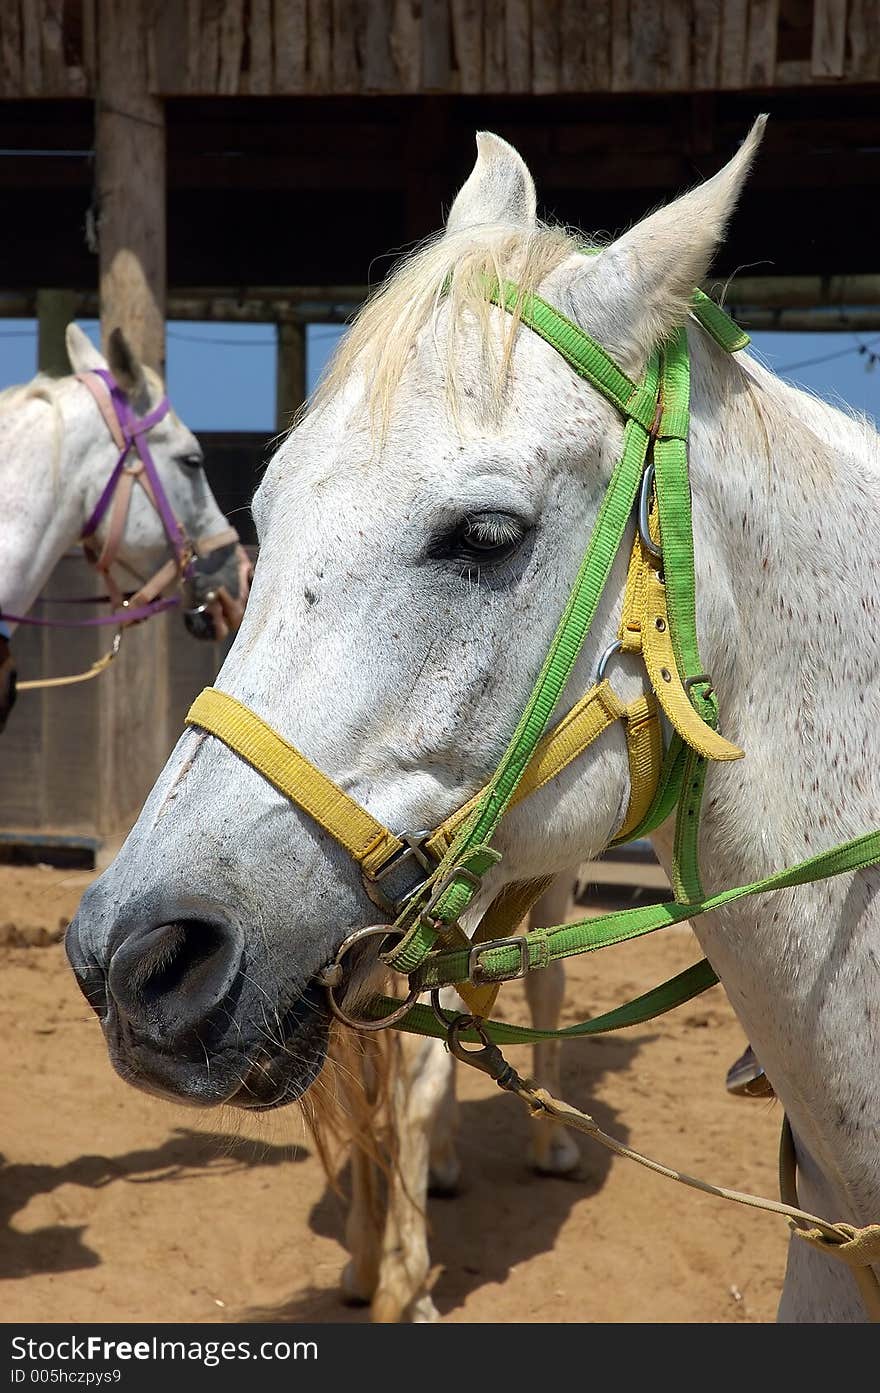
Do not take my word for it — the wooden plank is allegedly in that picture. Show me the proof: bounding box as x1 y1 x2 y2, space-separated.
719 0 748 86
198 0 223 90
391 0 420 90
21 0 41 95
152 0 192 93
505 0 530 91
332 0 359 91
629 0 664 89
0 1 23 100
451 0 482 91
812 0 848 76
249 0 273 92
276 320 306 429
308 0 332 90
664 0 692 89
611 0 632 89
274 0 307 89
422 0 451 88
746 0 778 85
363 0 396 89
41 0 67 93
582 0 612 90
692 0 722 88
483 0 506 90
848 0 880 79
217 0 244 93
532 0 561 92
560 0 586 92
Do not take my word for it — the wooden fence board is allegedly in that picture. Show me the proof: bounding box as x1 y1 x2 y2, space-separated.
611 0 632 89
218 0 244 93
22 0 42 95
422 0 451 89
483 0 505 90
363 0 396 89
582 0 612 90
812 0 848 76
391 0 421 90
0 2 22 99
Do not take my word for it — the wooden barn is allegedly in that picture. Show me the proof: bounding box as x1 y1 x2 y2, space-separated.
1 0 878 854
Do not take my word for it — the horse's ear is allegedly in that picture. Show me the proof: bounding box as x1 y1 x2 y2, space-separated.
446 131 537 234
576 116 767 370
65 323 107 375
106 327 150 409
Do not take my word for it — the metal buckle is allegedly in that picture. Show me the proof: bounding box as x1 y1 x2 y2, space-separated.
468 935 530 985
638 461 663 562
596 638 622 683
684 673 714 699
363 829 436 916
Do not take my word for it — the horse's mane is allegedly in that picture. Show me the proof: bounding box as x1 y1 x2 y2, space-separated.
312 220 580 433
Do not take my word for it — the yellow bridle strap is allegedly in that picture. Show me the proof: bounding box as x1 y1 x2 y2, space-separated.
188 676 662 890
186 687 405 871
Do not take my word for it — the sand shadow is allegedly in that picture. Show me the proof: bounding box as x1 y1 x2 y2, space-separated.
0 1128 308 1281
243 1030 649 1322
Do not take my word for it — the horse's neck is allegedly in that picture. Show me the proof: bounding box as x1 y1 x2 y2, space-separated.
0 381 97 615
653 337 880 1266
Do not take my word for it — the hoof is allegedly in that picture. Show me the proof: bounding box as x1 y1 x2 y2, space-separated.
726 1044 775 1099
341 1259 374 1307
408 1294 440 1323
530 1127 581 1177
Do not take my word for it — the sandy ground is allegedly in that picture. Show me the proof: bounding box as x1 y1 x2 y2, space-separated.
2 861 788 1324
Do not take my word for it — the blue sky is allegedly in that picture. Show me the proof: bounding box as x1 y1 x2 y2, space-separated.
0 318 877 431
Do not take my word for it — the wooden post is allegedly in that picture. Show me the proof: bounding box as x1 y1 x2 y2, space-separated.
92 0 170 836
36 289 79 376
95 0 166 373
276 319 306 430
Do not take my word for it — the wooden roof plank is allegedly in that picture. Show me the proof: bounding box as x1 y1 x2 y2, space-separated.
451 0 482 93
746 0 779 86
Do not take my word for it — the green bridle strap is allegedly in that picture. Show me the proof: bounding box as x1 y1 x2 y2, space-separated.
370 957 718 1044
384 343 662 976
395 826 880 999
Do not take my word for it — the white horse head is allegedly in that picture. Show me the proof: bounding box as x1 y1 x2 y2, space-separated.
0 324 251 656
68 123 765 1101
69 126 880 1323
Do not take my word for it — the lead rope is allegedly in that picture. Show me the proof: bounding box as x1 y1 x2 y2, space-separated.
441 1014 880 1320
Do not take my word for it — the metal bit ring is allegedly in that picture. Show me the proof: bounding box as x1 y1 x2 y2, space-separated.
317 924 419 1031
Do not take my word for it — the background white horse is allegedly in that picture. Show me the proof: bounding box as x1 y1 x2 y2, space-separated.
68 121 880 1322
0 324 250 725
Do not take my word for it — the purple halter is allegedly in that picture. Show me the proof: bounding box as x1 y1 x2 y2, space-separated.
79 368 191 573
2 369 195 631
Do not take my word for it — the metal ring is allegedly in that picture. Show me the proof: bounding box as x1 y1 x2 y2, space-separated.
638 461 663 561
317 925 420 1032
596 638 622 683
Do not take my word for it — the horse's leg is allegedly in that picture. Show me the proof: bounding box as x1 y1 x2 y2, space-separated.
427 986 462 1196
340 1036 384 1305
372 1032 453 1323
524 878 580 1176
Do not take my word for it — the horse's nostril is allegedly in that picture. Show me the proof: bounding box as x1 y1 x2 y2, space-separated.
108 919 242 1042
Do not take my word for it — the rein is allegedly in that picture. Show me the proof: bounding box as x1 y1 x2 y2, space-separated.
4 368 239 691
185 280 880 1314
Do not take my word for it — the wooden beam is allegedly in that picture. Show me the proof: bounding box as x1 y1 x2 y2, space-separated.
96 0 167 373
36 288 78 376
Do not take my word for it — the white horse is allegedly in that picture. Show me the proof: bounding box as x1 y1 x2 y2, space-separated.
0 324 250 724
68 123 880 1323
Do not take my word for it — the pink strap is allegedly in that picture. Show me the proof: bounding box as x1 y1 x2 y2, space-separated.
76 372 126 451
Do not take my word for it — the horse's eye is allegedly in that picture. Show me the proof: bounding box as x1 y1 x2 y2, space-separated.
177 452 204 471
431 511 530 569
